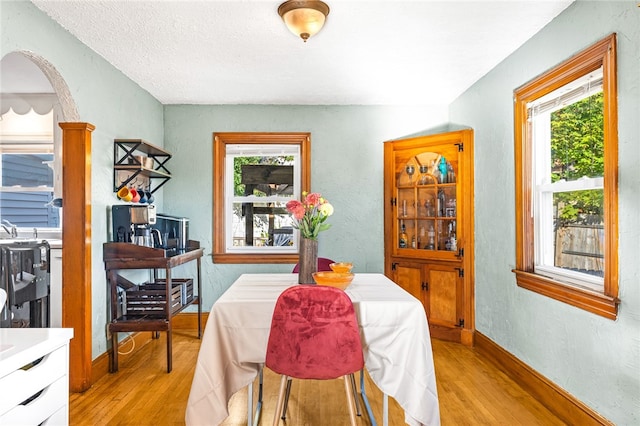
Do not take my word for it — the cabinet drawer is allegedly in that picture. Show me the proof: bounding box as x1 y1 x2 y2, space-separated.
0 345 68 416
0 375 68 425
41 405 68 425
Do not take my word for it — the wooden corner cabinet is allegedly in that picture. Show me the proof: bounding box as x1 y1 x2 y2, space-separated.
384 129 475 345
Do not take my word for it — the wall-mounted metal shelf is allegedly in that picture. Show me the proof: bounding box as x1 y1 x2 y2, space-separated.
113 139 172 194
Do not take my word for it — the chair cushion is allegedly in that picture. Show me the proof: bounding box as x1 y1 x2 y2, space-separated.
265 285 364 380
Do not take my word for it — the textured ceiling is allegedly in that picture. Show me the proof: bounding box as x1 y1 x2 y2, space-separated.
24 0 574 106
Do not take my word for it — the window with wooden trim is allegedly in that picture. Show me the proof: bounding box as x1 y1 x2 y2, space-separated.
213 132 310 264
513 33 619 319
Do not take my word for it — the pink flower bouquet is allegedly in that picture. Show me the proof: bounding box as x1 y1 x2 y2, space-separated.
286 191 334 240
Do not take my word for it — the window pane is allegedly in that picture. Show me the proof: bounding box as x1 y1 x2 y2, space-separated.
234 156 295 198
2 153 53 187
231 201 294 247
533 87 605 286
546 92 604 280
553 189 604 278
550 92 604 182
1 153 59 228
0 191 59 228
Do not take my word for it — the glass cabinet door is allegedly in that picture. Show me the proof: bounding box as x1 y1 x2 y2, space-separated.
395 147 459 256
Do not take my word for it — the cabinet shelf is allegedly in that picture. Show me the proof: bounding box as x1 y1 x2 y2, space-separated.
398 182 457 189
113 139 172 194
399 216 457 220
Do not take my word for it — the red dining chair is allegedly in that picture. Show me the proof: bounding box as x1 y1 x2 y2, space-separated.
291 257 335 273
289 257 362 418
265 285 364 426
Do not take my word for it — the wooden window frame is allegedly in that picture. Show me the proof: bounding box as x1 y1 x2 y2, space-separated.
213 132 311 264
513 33 619 320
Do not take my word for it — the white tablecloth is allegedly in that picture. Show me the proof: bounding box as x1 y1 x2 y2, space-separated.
185 273 440 426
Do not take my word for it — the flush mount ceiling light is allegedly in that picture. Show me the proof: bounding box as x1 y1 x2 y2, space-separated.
278 0 330 43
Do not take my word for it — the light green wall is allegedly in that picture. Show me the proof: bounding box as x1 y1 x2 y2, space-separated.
449 1 640 424
1 0 164 358
162 105 448 306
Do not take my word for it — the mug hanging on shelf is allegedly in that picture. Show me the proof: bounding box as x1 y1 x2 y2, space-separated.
130 188 140 203
117 186 133 202
138 188 148 204
146 189 155 204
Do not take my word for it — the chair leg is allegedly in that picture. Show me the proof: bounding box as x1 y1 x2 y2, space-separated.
281 377 292 419
272 375 288 426
343 376 358 426
349 373 361 416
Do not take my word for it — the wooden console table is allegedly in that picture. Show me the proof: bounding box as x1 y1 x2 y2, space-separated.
103 241 204 373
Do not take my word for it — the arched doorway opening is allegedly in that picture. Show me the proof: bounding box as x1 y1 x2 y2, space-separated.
1 51 92 391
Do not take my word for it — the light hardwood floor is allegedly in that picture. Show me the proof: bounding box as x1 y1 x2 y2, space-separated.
69 330 565 425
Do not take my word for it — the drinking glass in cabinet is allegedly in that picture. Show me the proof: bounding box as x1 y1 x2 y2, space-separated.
398 190 414 218
419 165 436 185
417 220 436 250
405 164 416 183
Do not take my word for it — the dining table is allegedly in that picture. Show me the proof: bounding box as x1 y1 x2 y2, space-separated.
185 273 440 426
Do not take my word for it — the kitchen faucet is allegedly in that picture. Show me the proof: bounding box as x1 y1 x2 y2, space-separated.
1 219 18 238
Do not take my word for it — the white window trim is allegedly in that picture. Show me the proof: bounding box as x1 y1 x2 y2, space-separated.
529 68 605 291
223 144 300 254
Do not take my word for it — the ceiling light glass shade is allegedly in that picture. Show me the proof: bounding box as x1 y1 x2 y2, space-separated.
278 0 330 42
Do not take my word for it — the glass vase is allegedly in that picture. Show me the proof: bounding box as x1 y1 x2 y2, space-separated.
298 237 318 284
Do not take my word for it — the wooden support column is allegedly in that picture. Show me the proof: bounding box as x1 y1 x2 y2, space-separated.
59 122 94 392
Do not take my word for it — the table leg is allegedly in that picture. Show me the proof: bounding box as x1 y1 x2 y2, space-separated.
247 382 252 426
197 257 202 339
350 373 362 416
359 369 377 426
166 329 172 373
247 367 263 426
166 267 173 373
110 330 118 373
383 393 388 426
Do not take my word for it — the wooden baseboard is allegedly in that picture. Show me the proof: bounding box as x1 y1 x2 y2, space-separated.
475 332 613 426
429 324 462 343
171 312 209 330
89 312 209 387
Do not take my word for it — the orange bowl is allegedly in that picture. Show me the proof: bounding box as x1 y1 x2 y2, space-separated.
312 271 355 290
329 262 353 273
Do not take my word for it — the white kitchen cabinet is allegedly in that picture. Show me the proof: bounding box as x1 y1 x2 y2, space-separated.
49 247 62 328
0 328 73 425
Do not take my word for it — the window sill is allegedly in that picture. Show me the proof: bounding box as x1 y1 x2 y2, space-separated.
513 269 619 320
213 252 299 264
